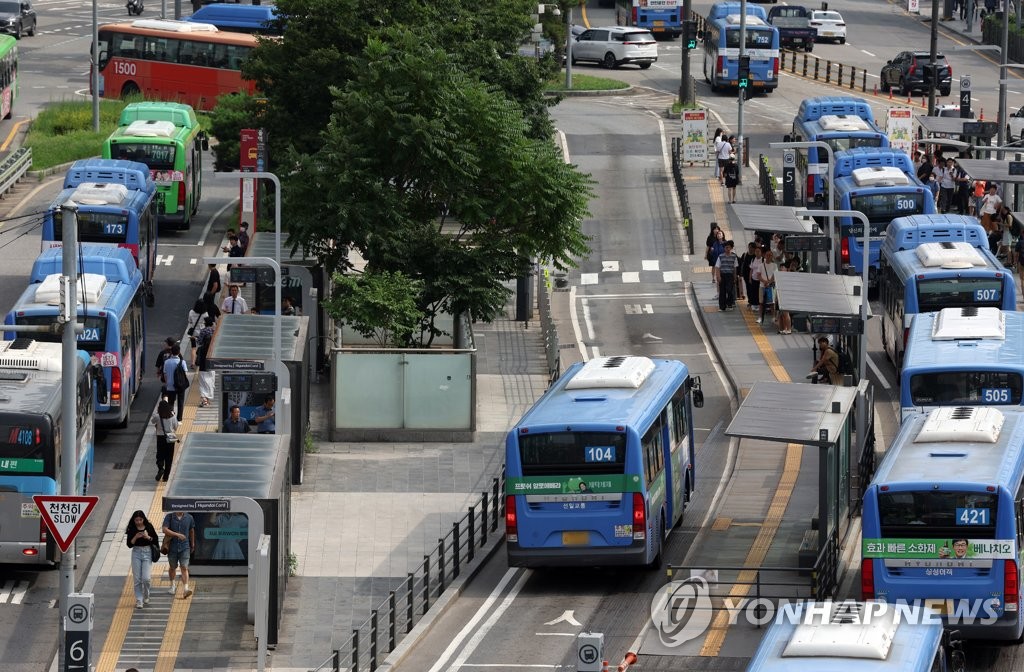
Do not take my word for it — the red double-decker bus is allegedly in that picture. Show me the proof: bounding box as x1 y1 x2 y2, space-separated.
95 19 258 112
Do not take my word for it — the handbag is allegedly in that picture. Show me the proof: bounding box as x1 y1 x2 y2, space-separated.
160 417 177 445
173 358 190 390
151 541 161 563
161 535 171 555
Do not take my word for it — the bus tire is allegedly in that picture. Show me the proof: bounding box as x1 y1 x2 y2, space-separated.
118 402 130 429
120 82 140 99
646 515 665 569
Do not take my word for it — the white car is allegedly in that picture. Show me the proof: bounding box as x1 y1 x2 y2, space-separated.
809 10 846 43
1007 106 1024 143
572 26 657 70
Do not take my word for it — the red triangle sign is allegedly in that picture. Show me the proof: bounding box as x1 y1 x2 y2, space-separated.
33 496 99 553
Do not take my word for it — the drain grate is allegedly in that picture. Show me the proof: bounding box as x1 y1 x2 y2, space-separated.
113 462 130 470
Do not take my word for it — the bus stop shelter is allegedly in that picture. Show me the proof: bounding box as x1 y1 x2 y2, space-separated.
725 381 872 596
774 272 870 385
915 117 997 147
955 158 1024 211
729 204 830 273
207 314 310 485
164 432 291 645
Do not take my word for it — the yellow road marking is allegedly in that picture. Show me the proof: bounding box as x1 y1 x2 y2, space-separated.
1 118 28 152
711 517 732 531
700 443 803 656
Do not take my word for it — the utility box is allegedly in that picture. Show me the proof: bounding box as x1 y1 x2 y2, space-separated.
577 632 604 672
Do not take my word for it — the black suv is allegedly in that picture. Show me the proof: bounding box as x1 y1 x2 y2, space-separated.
0 0 34 39
880 51 952 97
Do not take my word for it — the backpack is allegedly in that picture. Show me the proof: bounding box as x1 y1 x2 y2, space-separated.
835 344 854 376
173 358 190 390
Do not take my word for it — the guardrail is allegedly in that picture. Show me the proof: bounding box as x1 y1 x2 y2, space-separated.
0 147 31 198
308 469 507 672
779 50 869 95
671 137 695 255
758 154 777 206
538 269 561 384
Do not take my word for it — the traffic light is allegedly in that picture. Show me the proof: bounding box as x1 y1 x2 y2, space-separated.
738 55 751 89
683 20 699 50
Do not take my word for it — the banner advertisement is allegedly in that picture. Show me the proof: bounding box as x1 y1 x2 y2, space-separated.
682 109 709 163
886 107 914 156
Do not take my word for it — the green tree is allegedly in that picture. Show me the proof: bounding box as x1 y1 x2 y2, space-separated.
207 92 263 171
288 31 591 344
325 270 423 347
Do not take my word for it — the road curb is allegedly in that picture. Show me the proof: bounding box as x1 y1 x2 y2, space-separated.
688 282 742 406
376 534 507 672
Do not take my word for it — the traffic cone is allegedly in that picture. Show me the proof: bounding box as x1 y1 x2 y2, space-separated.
873 84 878 95
889 88 893 100
980 108 984 120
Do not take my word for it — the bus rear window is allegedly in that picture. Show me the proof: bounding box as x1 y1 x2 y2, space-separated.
849 192 924 225
917 277 1004 312
909 371 1023 406
519 432 627 476
726 29 774 49
824 136 884 152
878 490 998 539
52 211 129 242
0 420 51 475
110 143 175 170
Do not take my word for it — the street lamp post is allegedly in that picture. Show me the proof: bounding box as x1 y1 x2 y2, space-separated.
798 208 870 385
769 140 837 274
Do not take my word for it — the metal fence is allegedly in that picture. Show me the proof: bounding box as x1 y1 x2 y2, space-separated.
537 269 561 384
983 17 1024 63
758 154 777 206
779 50 870 94
0 147 31 199
308 469 507 672
671 136 695 255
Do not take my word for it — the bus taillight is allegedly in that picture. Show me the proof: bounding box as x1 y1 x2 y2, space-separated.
717 56 724 78
631 6 637 23
1005 559 1020 612
632 493 646 541
807 175 815 204
860 558 874 599
110 365 121 404
505 495 517 543
177 181 186 212
772 57 779 80
841 236 850 265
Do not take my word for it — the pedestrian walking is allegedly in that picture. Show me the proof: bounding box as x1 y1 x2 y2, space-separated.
203 291 222 323
126 510 158 608
738 242 757 305
747 244 763 311
937 158 957 213
185 299 207 352
195 316 216 407
223 405 251 433
150 400 178 481
206 263 221 296
724 154 739 203
155 337 175 382
162 511 195 598
980 183 1003 236
712 127 725 179
161 344 188 422
715 135 732 185
221 284 249 315
714 240 739 311
238 221 250 252
706 227 725 282
254 396 276 434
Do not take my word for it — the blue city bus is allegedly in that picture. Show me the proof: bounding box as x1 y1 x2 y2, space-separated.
789 97 889 207
5 245 145 428
862 405 1024 640
185 3 281 35
0 340 95 565
505 356 702 567
879 214 1015 368
745 601 953 672
708 1 767 21
702 13 780 94
831 148 935 286
40 159 158 306
899 309 1024 422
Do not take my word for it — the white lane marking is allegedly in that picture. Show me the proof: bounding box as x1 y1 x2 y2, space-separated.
622 272 641 283
569 285 588 363
642 259 660 271
425 569 524 672
582 298 596 340
446 571 533 672
155 254 174 266
664 271 683 282
199 197 237 246
9 581 28 604
867 354 892 391
592 346 601 359
861 49 875 57
602 260 620 272
190 258 198 265
585 292 686 299
580 273 598 285
534 633 576 637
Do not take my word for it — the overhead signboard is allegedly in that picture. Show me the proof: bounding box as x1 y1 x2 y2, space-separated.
33 496 99 553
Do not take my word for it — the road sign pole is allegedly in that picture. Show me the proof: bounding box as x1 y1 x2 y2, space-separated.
59 202 79 670
64 593 93 672
783 149 796 206
960 74 972 119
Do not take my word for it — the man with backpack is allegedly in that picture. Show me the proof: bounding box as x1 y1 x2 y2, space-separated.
161 344 189 422
807 336 844 385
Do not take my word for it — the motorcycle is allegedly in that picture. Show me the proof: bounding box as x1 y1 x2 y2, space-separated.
126 0 143 15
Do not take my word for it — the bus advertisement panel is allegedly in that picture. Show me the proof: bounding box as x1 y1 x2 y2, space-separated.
505 356 702 568
0 340 95 565
102 101 206 230
862 405 1024 641
95 19 258 112
0 35 17 120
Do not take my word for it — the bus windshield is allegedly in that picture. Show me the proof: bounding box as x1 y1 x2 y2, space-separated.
52 211 129 242
917 277 1004 312
909 371 1024 406
0 420 51 476
16 316 108 352
519 432 627 476
849 192 925 224
879 490 998 538
726 29 774 49
822 136 884 153
110 143 175 170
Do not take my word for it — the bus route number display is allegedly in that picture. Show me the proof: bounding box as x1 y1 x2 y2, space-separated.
584 446 615 463
981 388 1010 403
974 288 1001 302
956 507 990 526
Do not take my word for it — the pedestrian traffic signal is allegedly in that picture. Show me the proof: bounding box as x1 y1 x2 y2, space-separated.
738 55 751 89
683 20 699 50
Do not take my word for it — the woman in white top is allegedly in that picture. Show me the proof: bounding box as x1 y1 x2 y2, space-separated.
716 135 732 185
757 250 777 326
713 128 725 179
980 183 1003 234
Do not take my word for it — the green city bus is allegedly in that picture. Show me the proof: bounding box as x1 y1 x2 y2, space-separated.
0 35 17 120
102 101 207 230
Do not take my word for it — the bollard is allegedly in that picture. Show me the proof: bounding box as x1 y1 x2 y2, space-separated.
826 60 832 83
873 83 877 95
837 63 843 85
889 87 893 100
849 66 856 90
814 58 820 80
802 53 808 77
862 70 867 93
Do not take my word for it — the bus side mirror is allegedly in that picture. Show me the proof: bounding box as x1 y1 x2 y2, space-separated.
201 134 210 152
692 388 704 408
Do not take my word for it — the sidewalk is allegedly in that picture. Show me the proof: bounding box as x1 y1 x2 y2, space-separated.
83 288 551 672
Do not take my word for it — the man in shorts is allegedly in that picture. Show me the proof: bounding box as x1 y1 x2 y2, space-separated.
163 510 196 597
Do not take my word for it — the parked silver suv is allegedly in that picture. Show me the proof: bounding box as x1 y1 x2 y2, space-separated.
571 26 657 70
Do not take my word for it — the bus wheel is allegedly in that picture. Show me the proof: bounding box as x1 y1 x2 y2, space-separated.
145 284 155 308
646 515 665 570
118 402 131 429
120 82 140 99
